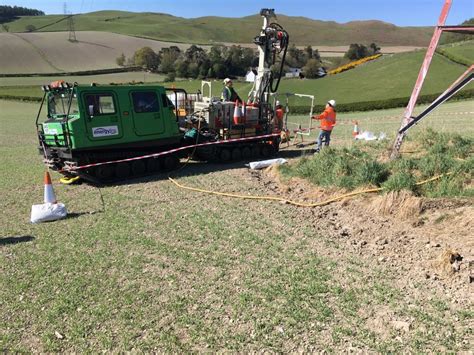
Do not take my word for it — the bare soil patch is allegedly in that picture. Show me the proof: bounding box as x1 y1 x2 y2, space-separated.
252 162 473 306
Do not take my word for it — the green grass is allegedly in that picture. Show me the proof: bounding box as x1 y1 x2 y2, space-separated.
1 99 472 351
140 48 474 107
438 39 474 66
280 128 473 197
3 11 432 46
2 47 473 107
127 49 474 107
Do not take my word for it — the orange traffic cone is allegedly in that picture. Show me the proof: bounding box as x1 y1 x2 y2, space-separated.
352 120 360 138
233 100 242 125
44 171 57 204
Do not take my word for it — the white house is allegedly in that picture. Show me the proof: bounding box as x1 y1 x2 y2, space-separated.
245 69 257 82
285 67 302 78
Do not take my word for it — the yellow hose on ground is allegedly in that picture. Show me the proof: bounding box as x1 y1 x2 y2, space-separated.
168 173 450 208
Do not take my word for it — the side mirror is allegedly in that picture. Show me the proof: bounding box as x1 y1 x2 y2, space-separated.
88 105 94 117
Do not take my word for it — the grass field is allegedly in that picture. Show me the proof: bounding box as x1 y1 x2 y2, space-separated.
0 31 201 74
2 48 472 107
3 11 432 46
438 39 474 64
1 99 472 352
287 100 474 146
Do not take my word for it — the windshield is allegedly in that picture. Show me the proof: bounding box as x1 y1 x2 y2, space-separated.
48 91 79 117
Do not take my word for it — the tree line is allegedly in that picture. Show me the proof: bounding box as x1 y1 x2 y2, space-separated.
117 42 382 80
0 5 44 23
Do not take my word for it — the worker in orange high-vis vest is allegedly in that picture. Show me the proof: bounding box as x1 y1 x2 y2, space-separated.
312 99 336 152
275 101 284 130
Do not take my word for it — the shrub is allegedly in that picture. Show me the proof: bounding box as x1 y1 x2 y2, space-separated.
163 72 176 82
25 24 36 32
328 54 382 75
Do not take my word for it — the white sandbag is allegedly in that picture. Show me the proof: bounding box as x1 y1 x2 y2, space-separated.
355 131 377 141
31 203 67 223
248 158 287 170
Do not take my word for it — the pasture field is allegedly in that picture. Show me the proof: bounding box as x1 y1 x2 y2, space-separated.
438 39 474 64
1 49 473 107
0 31 203 74
1 99 472 352
287 100 474 146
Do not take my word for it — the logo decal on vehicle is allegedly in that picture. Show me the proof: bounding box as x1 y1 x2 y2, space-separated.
92 126 119 137
44 125 58 135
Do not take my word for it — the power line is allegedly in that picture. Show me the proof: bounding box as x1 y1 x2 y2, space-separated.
64 2 77 42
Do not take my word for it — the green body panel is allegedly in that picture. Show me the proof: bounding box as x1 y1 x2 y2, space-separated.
41 84 181 151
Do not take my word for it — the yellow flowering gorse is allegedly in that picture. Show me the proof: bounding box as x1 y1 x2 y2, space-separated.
328 54 382 75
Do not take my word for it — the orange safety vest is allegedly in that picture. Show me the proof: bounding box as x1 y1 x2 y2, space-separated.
313 106 336 131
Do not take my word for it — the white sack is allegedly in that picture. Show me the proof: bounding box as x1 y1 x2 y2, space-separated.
31 203 67 223
355 131 377 141
248 158 287 170
355 131 387 141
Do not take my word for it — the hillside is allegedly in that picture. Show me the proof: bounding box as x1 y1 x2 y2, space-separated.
137 50 472 107
1 10 433 46
0 31 205 74
2 48 472 108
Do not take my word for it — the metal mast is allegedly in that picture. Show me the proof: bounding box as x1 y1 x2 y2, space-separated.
64 3 77 42
390 0 474 159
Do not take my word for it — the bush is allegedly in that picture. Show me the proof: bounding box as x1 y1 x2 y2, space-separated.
25 24 36 32
163 72 176 82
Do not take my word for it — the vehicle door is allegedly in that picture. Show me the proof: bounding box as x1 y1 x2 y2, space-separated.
129 90 164 136
83 91 123 141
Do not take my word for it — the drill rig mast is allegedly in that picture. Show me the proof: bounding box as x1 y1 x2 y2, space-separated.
248 8 289 107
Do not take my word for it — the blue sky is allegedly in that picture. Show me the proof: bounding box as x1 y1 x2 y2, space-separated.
2 0 473 26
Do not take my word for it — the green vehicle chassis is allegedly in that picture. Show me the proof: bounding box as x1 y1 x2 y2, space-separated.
37 82 279 183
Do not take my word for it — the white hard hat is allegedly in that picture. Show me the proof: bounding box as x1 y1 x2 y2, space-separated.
223 78 232 84
327 99 336 107
276 100 281 106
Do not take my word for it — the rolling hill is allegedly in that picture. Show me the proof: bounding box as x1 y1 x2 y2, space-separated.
164 50 474 107
2 48 472 108
1 10 434 46
0 31 207 74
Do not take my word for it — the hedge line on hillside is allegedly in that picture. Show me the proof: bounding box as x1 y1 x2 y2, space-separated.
0 95 42 102
435 48 472 67
0 66 142 78
2 88 473 112
288 88 474 114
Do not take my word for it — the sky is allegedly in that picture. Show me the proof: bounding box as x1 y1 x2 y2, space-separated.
2 0 473 26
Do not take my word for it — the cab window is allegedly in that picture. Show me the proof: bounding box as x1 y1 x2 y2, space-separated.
48 92 78 117
84 94 116 116
132 92 160 113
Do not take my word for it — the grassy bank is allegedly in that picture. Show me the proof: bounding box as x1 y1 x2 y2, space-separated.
280 129 473 197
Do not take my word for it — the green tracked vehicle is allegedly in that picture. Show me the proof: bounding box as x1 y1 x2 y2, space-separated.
36 82 190 183
36 8 289 184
